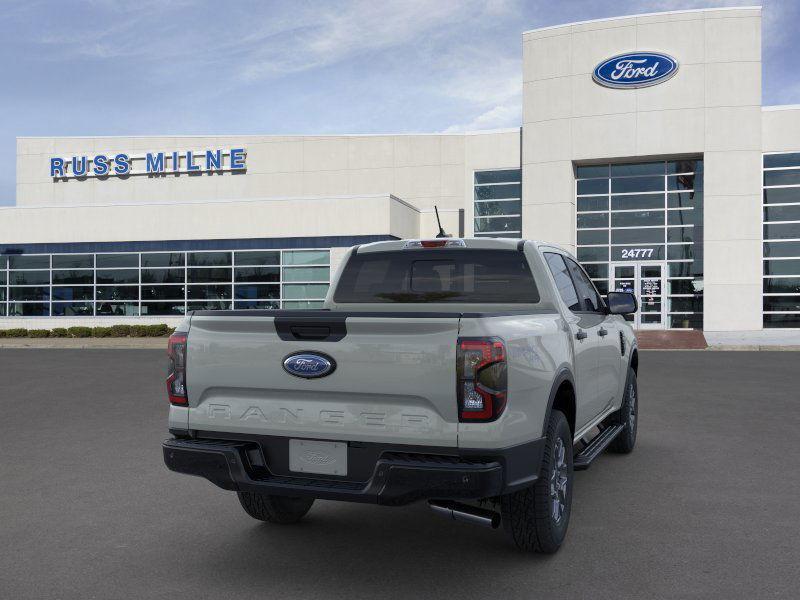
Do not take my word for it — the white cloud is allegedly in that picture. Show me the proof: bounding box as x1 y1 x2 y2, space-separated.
30 0 191 60
442 103 521 132
227 0 527 131
761 0 798 50
766 78 800 107
235 0 493 82
438 53 522 132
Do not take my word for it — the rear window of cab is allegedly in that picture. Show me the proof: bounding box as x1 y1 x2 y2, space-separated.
334 249 540 304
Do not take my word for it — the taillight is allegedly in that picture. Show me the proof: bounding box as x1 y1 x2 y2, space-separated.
456 337 507 422
166 332 188 406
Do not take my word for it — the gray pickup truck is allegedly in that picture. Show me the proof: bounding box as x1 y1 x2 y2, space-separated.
163 238 639 553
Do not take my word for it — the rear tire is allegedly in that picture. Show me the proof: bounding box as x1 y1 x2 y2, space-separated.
237 492 314 524
610 367 638 454
500 409 573 553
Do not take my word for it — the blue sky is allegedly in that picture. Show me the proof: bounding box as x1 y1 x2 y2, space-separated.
1 0 798 206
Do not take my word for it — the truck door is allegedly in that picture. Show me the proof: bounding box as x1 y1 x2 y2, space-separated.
543 253 601 432
563 257 618 422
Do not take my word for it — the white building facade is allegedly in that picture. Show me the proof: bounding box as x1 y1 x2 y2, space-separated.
3 6 799 333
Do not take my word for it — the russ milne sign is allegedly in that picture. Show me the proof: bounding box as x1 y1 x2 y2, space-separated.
593 52 678 89
50 148 246 179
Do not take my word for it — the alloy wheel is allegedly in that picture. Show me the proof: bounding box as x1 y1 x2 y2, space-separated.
628 382 637 431
549 437 569 524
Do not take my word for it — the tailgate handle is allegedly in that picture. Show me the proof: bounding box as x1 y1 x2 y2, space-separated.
290 325 331 340
275 317 347 342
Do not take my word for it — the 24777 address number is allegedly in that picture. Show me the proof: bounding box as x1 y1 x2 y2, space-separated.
620 248 655 259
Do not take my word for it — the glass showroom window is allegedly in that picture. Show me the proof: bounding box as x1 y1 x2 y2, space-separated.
763 152 800 328
575 159 704 329
0 248 330 317
0 256 5 316
281 250 330 309
7 254 50 317
474 169 521 238
53 253 95 317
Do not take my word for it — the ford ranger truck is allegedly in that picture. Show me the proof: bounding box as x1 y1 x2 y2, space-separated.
163 238 639 553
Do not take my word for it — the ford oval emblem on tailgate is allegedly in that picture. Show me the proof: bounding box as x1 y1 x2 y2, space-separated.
283 352 336 379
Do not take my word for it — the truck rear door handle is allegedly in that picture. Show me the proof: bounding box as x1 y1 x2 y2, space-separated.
598 328 608 337
290 325 331 340
275 316 347 342
576 330 588 340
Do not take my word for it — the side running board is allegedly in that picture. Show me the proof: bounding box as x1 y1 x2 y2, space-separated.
573 424 624 471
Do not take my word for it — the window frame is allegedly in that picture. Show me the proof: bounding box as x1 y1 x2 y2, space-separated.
473 168 522 238
544 252 582 313
763 151 800 328
563 256 606 314
576 159 704 329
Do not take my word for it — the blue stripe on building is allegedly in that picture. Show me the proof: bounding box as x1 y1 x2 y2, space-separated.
0 235 397 255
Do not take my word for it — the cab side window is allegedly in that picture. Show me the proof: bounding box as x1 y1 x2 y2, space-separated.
544 253 581 312
564 257 604 313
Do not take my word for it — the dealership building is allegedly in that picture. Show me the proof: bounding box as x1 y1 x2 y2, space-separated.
2 6 800 335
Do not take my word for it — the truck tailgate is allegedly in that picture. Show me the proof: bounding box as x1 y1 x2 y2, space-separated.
186 313 460 447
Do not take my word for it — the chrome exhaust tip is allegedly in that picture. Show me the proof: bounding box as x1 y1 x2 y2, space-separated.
428 500 500 529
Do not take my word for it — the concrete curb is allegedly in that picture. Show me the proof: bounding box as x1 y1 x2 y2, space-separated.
0 338 168 349
707 345 800 351
642 345 800 351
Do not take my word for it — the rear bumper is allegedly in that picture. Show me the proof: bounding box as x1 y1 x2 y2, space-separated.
162 435 545 506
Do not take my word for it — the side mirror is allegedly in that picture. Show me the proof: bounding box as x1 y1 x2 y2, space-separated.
607 291 638 315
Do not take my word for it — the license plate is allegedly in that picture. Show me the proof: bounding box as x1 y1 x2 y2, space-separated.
289 439 347 476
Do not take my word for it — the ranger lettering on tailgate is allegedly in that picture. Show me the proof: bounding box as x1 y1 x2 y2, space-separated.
205 404 431 432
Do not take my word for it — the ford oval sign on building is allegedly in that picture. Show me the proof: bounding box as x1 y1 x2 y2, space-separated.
283 352 336 379
593 52 679 89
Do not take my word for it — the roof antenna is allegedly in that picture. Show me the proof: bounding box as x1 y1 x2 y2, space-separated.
434 205 450 238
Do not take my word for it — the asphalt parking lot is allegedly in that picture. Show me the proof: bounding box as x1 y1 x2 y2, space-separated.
1 349 798 599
